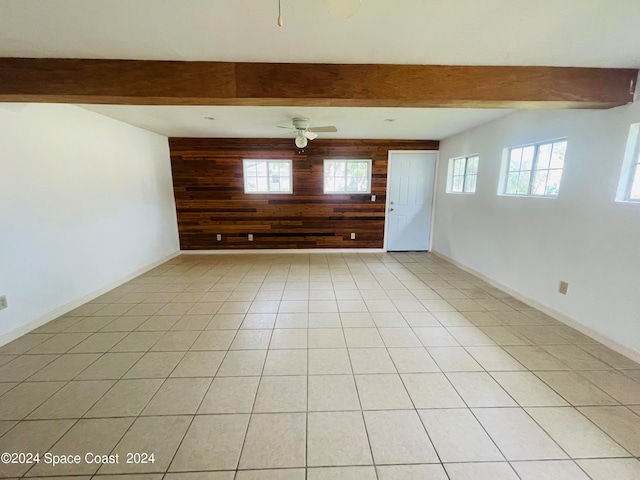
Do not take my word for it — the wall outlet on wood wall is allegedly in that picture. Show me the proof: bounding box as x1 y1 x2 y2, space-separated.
350 233 356 240
248 234 254 241
217 234 222 241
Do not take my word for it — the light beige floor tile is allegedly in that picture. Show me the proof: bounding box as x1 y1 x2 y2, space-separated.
491 371 569 406
150 331 199 351
376 464 448 480
576 458 640 480
170 351 224 377
447 327 496 347
401 312 440 327
401 373 465 408
308 349 352 375
354 374 413 410
239 413 306 469
433 311 473 326
579 370 640 404
101 315 148 332
308 375 360 411
0 334 53 354
535 371 617 405
263 349 307 375
190 330 235 350
165 473 232 480
418 408 504 462
462 311 503 327
110 332 164 352
512 460 592 480
542 345 612 370
388 347 440 373
503 346 569 371
579 344 640 369
217 350 267 376
0 382 16 395
372 312 409 327
413 327 459 347
378 328 422 347
237 470 304 480
364 410 438 464
512 326 570 345
25 417 133 476
309 329 346 348
337 300 368 313
340 313 375 328
76 352 142 380
125 303 166 316
142 377 211 415
28 353 100 381
0 382 65 420
349 348 396 374
307 466 376 480
169 414 249 471
465 346 525 371
28 380 115 419
124 352 184 378
29 333 92 354
206 314 244 330
447 372 517 407
85 378 163 417
270 329 307 349
427 347 483 372
171 314 214 331
64 316 116 332
307 411 373 467
526 406 630 458
473 408 560 460
218 301 252 314
578 406 640 456
230 330 272 350
137 315 181 331
242 313 277 329
308 313 341 328
198 376 260 414
69 332 128 353
99 416 191 474
253 375 306 413
275 313 309 329
344 328 384 348
0 419 75 477
445 462 519 480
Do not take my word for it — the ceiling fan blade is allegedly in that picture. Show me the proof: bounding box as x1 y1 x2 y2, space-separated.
276 125 295 130
304 131 318 140
309 126 338 133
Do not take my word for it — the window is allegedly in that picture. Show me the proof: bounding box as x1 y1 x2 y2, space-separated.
447 155 479 193
243 159 292 194
502 139 567 197
616 124 640 202
324 159 372 194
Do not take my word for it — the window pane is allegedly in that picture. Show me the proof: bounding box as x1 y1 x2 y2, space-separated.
546 169 563 195
630 167 640 199
325 177 335 192
453 175 464 192
550 141 567 169
453 158 465 176
506 172 519 194
509 148 522 172
537 143 552 170
257 177 268 192
246 179 258 192
464 174 477 193
280 177 291 192
256 161 267 176
517 171 531 195
521 146 535 171
532 170 548 195
335 177 345 192
467 156 479 175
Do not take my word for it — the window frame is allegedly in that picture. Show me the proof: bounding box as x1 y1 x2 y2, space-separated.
500 138 568 198
323 159 373 194
617 124 640 203
446 154 479 194
242 159 293 194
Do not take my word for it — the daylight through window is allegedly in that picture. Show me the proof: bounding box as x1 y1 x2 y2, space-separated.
448 155 479 193
503 140 567 197
324 159 372 194
243 159 292 194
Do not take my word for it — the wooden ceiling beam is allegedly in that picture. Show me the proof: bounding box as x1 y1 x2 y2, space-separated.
0 58 636 108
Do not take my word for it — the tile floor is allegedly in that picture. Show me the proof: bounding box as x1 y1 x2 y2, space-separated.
1 252 640 480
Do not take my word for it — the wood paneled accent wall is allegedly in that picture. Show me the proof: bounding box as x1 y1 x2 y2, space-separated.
170 138 439 250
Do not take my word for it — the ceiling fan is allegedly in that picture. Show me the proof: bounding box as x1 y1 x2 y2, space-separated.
278 117 338 148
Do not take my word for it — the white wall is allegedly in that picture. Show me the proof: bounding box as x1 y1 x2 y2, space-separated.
0 104 179 342
433 102 640 355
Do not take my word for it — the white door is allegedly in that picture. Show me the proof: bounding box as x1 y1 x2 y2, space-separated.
385 151 437 251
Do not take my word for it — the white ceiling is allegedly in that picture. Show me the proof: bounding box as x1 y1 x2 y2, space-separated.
2 0 639 139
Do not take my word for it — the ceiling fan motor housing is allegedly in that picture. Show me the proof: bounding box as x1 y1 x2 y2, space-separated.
292 117 310 131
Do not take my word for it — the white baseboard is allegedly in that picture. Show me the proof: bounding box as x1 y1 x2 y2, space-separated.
0 251 180 348
181 248 387 255
432 250 640 365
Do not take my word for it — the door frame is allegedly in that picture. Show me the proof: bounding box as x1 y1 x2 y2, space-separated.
383 149 440 252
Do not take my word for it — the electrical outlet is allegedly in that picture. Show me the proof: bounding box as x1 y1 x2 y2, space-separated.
350 232 356 240
371 195 376 202
248 234 254 242
216 234 222 241
0 296 7 310
559 281 569 295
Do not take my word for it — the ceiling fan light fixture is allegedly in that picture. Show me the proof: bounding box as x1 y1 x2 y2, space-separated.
295 133 308 148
